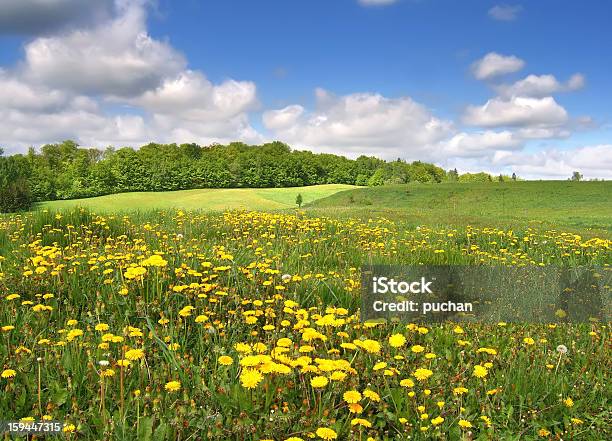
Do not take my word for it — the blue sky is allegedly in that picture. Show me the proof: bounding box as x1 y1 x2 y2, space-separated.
0 0 610 178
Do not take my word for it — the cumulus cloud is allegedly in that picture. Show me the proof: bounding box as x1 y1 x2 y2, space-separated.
472 52 525 80
441 131 523 158
22 1 186 97
132 70 257 119
495 73 585 98
0 0 262 151
263 88 454 159
488 4 523 21
0 0 115 35
463 96 568 128
489 145 612 179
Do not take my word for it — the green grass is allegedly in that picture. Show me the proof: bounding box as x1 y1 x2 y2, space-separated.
0 210 609 440
308 181 612 235
34 181 612 236
37 184 356 212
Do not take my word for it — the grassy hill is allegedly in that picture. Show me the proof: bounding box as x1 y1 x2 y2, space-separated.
307 181 612 234
36 181 611 235
38 184 356 212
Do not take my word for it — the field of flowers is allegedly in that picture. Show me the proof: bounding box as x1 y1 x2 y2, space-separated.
0 209 610 440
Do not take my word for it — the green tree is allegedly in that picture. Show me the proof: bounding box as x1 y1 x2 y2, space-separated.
296 193 303 208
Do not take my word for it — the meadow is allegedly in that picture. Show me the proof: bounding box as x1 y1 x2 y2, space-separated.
0 182 610 440
38 184 356 213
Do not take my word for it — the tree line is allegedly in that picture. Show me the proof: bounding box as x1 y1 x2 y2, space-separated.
1 140 514 212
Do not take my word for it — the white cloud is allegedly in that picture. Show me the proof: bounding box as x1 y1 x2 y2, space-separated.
0 0 262 151
489 145 612 179
22 0 186 97
263 89 454 159
131 70 257 119
0 0 115 34
0 70 69 112
472 52 525 80
488 4 523 21
358 0 398 6
463 96 568 128
495 73 585 98
441 131 523 157
262 105 304 131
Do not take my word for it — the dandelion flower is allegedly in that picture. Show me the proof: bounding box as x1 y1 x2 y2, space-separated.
351 418 372 428
1 369 16 378
388 333 406 348
310 376 329 388
343 390 362 403
315 427 337 440
240 369 263 389
125 349 145 360
218 355 233 366
413 368 433 381
363 389 380 402
164 381 181 392
473 364 488 378
431 416 444 426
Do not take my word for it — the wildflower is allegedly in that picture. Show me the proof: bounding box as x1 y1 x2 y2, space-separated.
400 378 415 387
563 397 574 407
164 381 181 392
360 339 381 354
311 376 329 388
523 337 535 345
411 345 425 353
538 428 551 436
373 361 387 371
480 415 492 427
218 355 233 366
351 418 372 428
363 389 380 402
1 369 16 378
240 369 263 389
556 344 568 354
343 390 362 403
473 364 488 378
63 424 76 433
315 427 337 440
413 368 433 381
348 403 363 413
458 419 472 429
388 333 406 348
125 349 145 360
431 416 444 426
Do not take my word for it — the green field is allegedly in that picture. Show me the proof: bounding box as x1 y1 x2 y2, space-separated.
38 184 356 212
1 182 610 440
37 181 612 236
309 181 612 234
